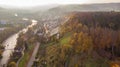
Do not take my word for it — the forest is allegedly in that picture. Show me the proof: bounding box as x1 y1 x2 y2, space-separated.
59 12 120 67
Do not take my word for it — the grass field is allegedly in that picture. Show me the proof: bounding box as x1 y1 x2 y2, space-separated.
18 44 35 67
60 32 72 44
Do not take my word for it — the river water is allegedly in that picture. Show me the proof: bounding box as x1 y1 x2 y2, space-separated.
0 20 37 66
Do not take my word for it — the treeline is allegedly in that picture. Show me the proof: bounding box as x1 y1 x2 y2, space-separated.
0 27 18 43
66 12 120 30
0 24 13 28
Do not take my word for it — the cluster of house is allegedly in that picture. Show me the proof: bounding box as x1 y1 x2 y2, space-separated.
34 23 60 43
0 20 7 25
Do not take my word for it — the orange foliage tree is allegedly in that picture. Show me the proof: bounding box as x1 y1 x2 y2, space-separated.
69 32 93 54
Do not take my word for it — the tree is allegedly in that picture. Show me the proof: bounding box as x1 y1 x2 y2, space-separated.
8 61 16 67
69 32 93 54
0 50 3 59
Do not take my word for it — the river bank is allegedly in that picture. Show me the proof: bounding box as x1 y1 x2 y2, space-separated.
0 20 37 66
0 23 30 44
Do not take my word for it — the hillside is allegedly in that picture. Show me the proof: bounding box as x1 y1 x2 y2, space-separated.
35 12 120 67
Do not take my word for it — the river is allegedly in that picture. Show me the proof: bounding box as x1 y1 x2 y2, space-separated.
0 20 37 66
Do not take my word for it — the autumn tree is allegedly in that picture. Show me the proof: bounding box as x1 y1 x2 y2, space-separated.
8 61 16 67
69 32 93 54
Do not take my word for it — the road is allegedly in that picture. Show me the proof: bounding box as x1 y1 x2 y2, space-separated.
27 24 59 67
27 42 40 67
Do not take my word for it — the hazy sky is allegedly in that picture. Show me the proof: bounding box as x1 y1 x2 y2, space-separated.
0 0 120 7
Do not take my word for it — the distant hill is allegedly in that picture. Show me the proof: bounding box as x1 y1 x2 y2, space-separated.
47 3 120 13
0 3 120 22
0 4 59 12
32 3 120 20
